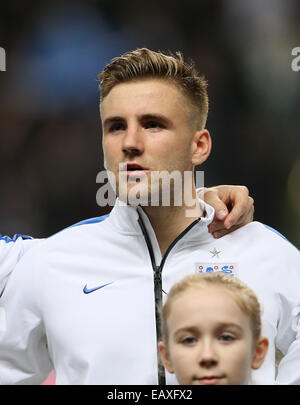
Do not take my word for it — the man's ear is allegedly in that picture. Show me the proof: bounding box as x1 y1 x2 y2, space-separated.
158 341 174 374
251 336 269 370
191 129 212 166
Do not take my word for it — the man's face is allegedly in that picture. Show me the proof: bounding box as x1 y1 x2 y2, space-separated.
101 79 201 204
162 286 256 385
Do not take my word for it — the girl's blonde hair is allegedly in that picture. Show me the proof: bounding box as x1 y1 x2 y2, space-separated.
161 272 262 345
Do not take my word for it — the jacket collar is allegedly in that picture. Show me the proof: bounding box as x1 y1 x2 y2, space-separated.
106 197 215 242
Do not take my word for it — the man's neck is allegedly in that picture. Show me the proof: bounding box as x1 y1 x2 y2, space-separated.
142 199 204 257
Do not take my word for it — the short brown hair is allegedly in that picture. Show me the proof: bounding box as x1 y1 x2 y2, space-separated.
98 48 209 129
161 272 262 346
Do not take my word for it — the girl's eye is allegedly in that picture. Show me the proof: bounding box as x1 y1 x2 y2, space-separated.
219 334 235 342
181 336 196 345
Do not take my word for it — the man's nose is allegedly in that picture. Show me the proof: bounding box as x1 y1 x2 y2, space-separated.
122 125 144 156
198 339 218 368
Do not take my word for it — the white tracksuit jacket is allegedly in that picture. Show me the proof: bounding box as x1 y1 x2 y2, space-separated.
0 200 299 385
0 234 40 296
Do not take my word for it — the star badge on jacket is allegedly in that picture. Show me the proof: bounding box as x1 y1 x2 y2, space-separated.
209 247 221 258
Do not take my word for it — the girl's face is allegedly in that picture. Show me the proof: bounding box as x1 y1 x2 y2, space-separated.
159 286 268 385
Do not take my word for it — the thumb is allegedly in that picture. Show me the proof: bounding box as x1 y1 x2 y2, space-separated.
204 193 229 220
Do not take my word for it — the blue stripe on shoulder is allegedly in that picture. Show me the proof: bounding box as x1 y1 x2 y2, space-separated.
0 234 33 244
263 224 299 250
263 224 289 242
47 214 110 239
68 214 109 228
0 215 109 243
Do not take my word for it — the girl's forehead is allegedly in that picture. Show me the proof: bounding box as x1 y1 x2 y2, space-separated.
176 284 235 301
168 286 252 329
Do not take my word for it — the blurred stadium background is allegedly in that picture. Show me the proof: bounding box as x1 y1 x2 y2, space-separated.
0 0 299 249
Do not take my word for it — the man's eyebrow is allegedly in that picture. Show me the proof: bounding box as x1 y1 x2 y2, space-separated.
140 114 173 126
103 116 124 129
103 114 174 129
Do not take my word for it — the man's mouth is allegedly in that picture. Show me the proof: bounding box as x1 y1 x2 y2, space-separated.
121 163 149 176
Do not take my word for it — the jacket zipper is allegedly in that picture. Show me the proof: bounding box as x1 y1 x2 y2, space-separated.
138 215 201 385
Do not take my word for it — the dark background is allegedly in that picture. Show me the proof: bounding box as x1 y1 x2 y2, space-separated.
0 0 299 247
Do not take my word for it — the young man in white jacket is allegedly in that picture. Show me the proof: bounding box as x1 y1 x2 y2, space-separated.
0 48 299 385
0 185 253 296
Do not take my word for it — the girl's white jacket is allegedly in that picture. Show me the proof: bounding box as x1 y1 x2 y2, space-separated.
0 200 299 385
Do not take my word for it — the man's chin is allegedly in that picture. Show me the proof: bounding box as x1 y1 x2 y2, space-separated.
116 190 151 207
117 182 158 207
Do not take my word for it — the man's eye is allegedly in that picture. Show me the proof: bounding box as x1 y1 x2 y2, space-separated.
219 334 235 343
109 123 125 132
144 121 164 129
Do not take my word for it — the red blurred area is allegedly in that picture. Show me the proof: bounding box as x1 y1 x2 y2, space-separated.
41 371 56 385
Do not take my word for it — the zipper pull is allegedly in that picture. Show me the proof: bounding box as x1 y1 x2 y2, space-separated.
154 266 162 285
